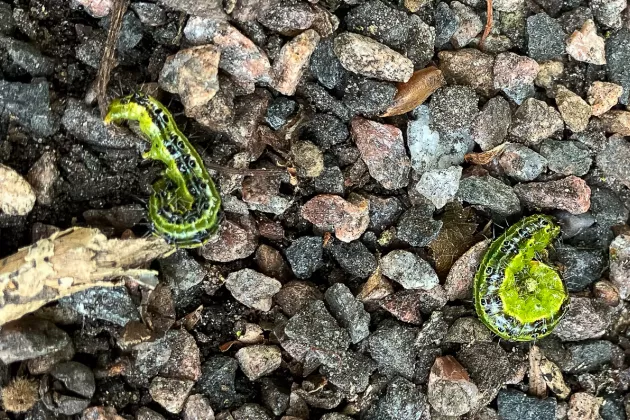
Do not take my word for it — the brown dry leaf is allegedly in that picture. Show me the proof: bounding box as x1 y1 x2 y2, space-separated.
357 264 394 302
428 202 479 278
381 67 445 117
539 353 571 399
465 142 509 165
528 345 547 398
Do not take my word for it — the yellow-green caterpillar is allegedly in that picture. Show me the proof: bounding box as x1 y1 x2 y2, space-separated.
474 214 569 341
104 92 221 248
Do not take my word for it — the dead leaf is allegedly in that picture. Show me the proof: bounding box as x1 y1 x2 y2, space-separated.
381 67 445 117
539 353 571 399
528 346 547 398
465 142 509 165
428 202 479 278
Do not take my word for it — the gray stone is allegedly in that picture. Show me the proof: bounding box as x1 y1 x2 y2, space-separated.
554 297 610 341
497 389 557 420
182 394 215 420
59 286 140 326
0 318 71 364
498 144 547 182
302 113 348 149
344 0 412 48
131 2 167 26
559 340 613 373
471 96 512 151
314 166 344 195
369 195 403 232
403 15 435 69
396 207 443 248
553 246 606 292
509 98 564 145
591 0 627 29
368 322 418 380
324 283 370 344
429 85 478 140
225 269 282 311
450 1 483 48
526 13 566 60
606 29 630 105
285 236 323 279
434 2 459 47
343 76 397 118
309 38 347 91
149 377 195 414
318 350 377 395
232 403 272 420
381 250 439 291
596 136 630 189
0 35 54 76
363 376 430 420
415 166 462 209
260 378 289 416
0 3 15 34
284 300 350 352
159 250 207 309
539 139 592 176
457 175 521 217
197 356 246 410
0 80 57 137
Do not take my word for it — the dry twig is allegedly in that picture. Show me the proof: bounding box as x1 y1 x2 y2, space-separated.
479 0 493 51
0 227 172 325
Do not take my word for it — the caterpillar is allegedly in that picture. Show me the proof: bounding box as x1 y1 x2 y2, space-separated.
104 92 221 248
474 214 569 342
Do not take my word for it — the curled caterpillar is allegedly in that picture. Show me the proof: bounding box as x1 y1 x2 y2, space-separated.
104 92 221 248
474 214 569 341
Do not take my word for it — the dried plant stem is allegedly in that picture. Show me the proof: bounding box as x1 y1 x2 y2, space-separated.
480 0 493 51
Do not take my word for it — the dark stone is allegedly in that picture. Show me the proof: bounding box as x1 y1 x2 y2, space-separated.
274 281 323 317
345 0 412 47
560 340 613 373
342 76 397 118
539 140 591 176
318 350 377 395
299 82 351 122
260 378 289 416
130 2 166 26
526 13 566 60
369 195 403 232
40 362 95 415
159 249 207 311
497 389 556 420
324 283 370 344
301 113 349 150
434 2 459 47
0 318 71 364
396 206 442 247
553 245 606 292
403 15 435 69
0 3 15 34
599 394 626 420
327 239 376 279
606 29 630 105
313 166 345 195
0 80 57 137
59 286 140 327
0 36 54 77
457 175 521 217
197 356 247 410
100 11 143 52
429 85 478 138
309 38 347 91
285 236 323 279
265 96 298 130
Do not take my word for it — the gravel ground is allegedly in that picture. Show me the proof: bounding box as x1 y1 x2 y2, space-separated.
0 0 630 419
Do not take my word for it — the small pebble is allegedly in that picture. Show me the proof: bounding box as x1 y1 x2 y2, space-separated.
470 96 512 151
0 163 35 216
416 166 462 209
591 0 626 29
526 13 566 61
60 286 140 326
0 80 56 137
497 389 556 420
197 356 244 410
327 239 376 279
457 175 521 217
560 340 612 373
363 376 430 420
159 329 201 382
428 356 479 416
610 234 630 300
302 113 348 149
200 220 257 262
0 36 54 77
554 297 610 341
344 0 412 48
493 52 538 104
598 110 630 136
434 1 459 47
567 392 603 420
265 96 298 130
514 175 591 215
381 250 439 290
438 48 496 97
498 144 547 182
351 117 411 190
75 0 112 17
258 2 316 35
284 300 350 353
0 318 71 364
149 377 195 414
445 239 491 301
333 32 413 83
319 350 376 395
182 394 214 420
450 1 483 48
225 269 282 311
368 322 418 380
396 206 443 247
587 81 623 116
510 98 564 145
325 283 370 344
285 237 323 280
309 38 347 90
342 76 397 118
539 139 591 176
235 345 282 381
130 3 166 26
596 135 630 188
554 245 606 291
301 194 370 243
271 29 320 96
555 85 592 133
605 29 630 105
534 60 564 91
566 19 606 65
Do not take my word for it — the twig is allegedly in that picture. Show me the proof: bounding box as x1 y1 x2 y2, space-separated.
96 0 130 117
480 0 493 52
0 227 172 325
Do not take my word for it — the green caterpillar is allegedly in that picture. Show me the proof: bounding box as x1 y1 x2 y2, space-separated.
104 92 221 248
474 214 569 341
